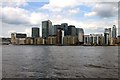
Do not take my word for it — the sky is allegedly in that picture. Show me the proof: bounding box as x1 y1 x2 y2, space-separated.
0 0 119 37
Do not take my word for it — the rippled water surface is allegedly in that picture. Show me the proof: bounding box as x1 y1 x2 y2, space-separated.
2 45 118 78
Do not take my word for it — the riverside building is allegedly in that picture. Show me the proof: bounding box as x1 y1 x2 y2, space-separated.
104 28 112 45
76 28 84 44
11 33 27 45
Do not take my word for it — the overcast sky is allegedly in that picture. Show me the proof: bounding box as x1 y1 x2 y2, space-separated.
0 0 119 37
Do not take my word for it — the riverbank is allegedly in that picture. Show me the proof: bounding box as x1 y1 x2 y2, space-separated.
1 44 120 46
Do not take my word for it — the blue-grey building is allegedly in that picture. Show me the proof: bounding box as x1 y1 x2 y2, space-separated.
61 23 68 36
68 25 76 36
52 25 61 36
42 20 52 39
32 27 39 38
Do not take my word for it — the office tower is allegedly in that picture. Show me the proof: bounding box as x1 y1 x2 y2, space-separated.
32 27 39 38
112 25 117 38
68 25 76 36
104 28 112 45
76 28 84 44
42 20 52 39
61 23 68 36
52 25 61 36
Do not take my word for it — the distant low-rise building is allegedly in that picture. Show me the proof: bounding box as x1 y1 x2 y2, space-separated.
84 35 89 45
25 37 34 45
34 37 45 45
11 33 27 45
63 36 78 45
112 36 120 45
84 34 103 45
47 36 57 45
0 38 11 45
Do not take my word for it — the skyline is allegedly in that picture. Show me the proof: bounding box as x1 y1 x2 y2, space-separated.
1 0 119 37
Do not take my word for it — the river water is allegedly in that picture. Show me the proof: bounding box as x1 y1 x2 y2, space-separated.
2 45 119 78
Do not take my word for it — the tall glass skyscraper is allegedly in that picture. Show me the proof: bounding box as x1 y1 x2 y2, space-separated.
112 25 117 38
42 20 52 39
32 27 39 38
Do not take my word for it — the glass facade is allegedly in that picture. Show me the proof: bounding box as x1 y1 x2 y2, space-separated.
42 20 52 39
32 27 39 38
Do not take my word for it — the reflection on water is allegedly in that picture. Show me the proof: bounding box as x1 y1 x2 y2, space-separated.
2 45 118 78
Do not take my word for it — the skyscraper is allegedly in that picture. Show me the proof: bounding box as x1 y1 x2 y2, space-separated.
57 28 63 45
42 20 52 39
52 25 61 36
68 25 76 36
61 23 68 36
112 25 117 38
32 27 39 38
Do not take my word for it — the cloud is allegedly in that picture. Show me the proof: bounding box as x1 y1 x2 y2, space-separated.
2 7 30 24
2 21 32 37
25 28 31 37
84 2 118 18
1 6 49 25
85 12 96 17
30 12 49 25
41 0 83 12
1 0 28 7
68 8 80 15
94 3 118 18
